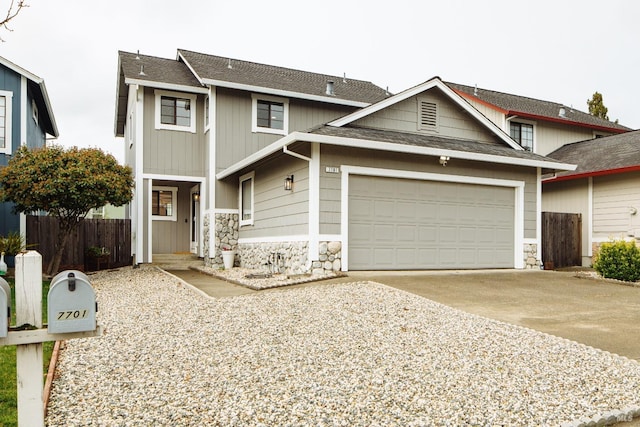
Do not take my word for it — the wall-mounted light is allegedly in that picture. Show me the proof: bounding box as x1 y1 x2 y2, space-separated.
439 156 450 167
193 192 200 202
284 175 294 191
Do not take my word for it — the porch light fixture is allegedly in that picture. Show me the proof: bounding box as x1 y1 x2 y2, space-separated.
284 175 294 191
193 192 200 202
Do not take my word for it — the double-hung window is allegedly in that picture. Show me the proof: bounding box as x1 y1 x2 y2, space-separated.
251 94 288 135
510 122 534 152
239 172 254 227
0 91 13 155
154 90 197 133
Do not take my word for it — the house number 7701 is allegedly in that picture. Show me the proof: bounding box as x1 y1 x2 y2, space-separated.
56 310 89 320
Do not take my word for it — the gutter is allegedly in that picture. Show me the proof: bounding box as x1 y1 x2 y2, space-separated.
543 165 640 183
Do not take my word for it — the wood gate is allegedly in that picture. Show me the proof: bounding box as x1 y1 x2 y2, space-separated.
541 212 582 269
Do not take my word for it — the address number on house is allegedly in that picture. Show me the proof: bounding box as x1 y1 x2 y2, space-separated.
56 309 89 321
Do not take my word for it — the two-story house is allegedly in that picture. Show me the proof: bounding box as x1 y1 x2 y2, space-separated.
0 56 58 240
114 50 574 273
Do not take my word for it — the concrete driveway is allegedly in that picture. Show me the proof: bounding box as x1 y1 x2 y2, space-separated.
169 269 640 362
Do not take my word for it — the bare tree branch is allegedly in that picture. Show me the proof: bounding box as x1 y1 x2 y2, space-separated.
0 0 28 42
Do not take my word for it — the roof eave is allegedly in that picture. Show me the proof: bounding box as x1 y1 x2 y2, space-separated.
201 78 370 107
217 131 576 180
507 111 628 134
543 165 640 183
123 77 209 94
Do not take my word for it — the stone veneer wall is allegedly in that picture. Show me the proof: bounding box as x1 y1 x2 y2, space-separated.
523 243 540 269
312 241 342 274
205 212 239 268
239 241 308 274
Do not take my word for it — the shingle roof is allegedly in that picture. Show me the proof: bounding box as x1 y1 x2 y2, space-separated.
446 82 631 133
177 49 389 105
312 125 566 165
545 130 640 179
119 51 202 88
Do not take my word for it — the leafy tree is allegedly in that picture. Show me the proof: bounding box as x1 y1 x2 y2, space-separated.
0 145 133 274
587 91 609 121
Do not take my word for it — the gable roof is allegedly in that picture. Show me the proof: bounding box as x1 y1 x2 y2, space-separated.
447 82 631 134
177 49 389 107
217 125 576 180
327 77 522 150
544 130 640 182
0 56 59 138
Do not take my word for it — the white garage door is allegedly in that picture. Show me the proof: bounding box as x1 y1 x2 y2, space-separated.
348 175 515 270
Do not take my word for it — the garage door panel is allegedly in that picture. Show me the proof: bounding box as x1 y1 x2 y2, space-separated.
348 175 515 270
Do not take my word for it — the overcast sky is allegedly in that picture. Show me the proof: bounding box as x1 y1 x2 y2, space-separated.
2 0 638 163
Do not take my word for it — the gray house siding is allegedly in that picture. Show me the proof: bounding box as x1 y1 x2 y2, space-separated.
319 145 538 239
142 87 206 177
238 155 309 239
151 181 193 253
351 89 500 145
26 84 46 149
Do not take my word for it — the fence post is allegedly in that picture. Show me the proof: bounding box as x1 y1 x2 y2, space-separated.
15 251 44 427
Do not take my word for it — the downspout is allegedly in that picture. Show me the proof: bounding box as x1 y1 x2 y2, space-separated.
282 144 318 270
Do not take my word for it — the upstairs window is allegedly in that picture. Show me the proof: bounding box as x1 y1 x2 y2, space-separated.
154 90 197 133
510 122 534 152
0 91 12 155
252 94 288 135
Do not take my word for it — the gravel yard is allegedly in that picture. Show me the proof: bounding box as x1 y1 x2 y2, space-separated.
46 266 640 426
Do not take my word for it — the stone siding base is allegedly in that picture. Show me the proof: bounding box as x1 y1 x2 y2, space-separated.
523 243 540 269
239 241 309 275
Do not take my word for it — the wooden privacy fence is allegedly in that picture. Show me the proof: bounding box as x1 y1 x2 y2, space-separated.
26 215 131 272
541 212 582 269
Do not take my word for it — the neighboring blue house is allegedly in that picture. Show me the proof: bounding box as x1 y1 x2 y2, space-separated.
0 56 59 238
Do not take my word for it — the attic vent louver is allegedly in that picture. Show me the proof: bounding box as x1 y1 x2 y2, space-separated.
419 101 438 130
326 80 335 96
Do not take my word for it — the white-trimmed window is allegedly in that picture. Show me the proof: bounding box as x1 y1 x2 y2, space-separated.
154 89 197 133
239 172 254 226
0 90 13 155
204 95 210 132
417 98 438 132
152 186 178 221
251 94 288 135
509 121 535 152
31 98 38 125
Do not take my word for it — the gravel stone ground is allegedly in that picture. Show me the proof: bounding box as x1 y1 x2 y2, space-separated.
45 266 640 426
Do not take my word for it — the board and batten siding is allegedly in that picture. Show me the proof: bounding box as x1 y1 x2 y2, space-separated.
238 155 309 239
319 145 538 239
350 88 499 144
142 87 206 177
215 87 355 175
542 178 590 258
592 172 640 238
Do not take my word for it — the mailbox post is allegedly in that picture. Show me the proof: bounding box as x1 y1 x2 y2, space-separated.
0 252 101 427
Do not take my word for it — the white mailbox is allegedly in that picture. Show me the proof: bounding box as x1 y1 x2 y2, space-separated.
48 270 97 334
0 277 9 338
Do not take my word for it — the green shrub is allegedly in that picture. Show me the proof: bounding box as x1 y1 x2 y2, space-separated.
0 231 30 256
593 240 640 282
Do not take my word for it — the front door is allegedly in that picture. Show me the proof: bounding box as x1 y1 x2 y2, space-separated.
190 185 200 254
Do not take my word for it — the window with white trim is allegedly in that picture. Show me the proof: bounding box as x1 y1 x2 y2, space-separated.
418 98 438 132
154 90 197 133
251 94 288 135
152 186 178 221
239 172 254 226
0 91 12 155
510 122 534 151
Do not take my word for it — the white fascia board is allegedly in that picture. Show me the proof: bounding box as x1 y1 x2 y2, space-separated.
328 78 522 150
37 81 59 137
0 56 43 83
124 77 208 94
216 131 575 180
201 78 369 108
176 51 205 86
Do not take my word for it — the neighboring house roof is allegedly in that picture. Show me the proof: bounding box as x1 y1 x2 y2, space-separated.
177 49 389 107
447 82 631 134
328 77 523 150
544 130 640 182
217 125 576 180
0 56 59 138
